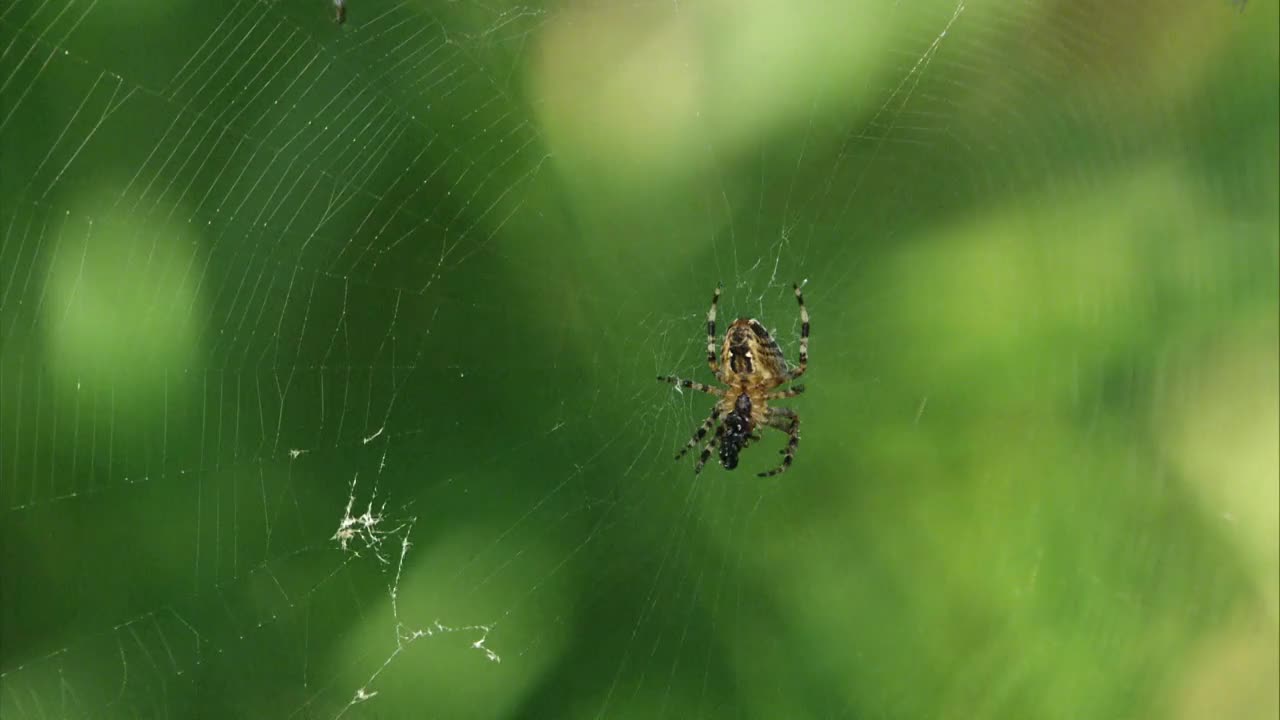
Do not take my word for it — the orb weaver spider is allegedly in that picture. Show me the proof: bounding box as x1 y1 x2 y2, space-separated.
658 283 808 477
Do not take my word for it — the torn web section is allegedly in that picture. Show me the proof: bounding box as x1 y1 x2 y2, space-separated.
0 2 543 718
0 209 429 719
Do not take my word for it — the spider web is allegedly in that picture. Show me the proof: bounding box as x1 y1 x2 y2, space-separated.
2 1 1277 719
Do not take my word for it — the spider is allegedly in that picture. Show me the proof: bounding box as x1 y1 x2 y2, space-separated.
658 283 809 477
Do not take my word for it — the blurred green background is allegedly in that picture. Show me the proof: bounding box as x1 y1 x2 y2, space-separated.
1 0 1276 718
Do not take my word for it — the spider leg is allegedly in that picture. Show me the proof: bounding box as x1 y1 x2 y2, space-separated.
783 283 809 382
658 375 724 397
764 384 804 401
707 283 722 377
694 424 725 475
676 408 722 460
757 407 799 477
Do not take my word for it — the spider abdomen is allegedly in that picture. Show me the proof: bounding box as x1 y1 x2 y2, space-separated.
721 319 788 387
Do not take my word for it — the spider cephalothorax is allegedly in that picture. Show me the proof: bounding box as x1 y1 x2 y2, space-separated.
718 392 754 470
659 283 809 477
